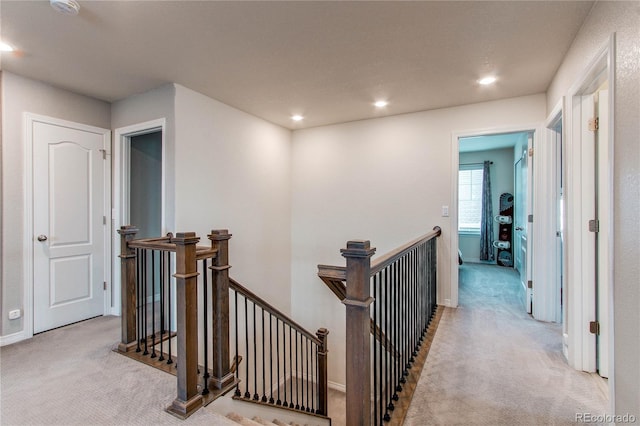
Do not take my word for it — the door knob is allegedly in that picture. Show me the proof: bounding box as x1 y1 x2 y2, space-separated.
37 235 48 242
515 227 524 231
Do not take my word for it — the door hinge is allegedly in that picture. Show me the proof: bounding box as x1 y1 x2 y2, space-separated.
103 281 107 291
527 280 533 289
588 117 599 131
589 320 600 335
103 216 107 225
528 148 534 157
588 219 599 233
99 149 106 160
528 214 533 223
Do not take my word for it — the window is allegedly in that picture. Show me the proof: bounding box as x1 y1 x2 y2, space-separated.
458 165 484 233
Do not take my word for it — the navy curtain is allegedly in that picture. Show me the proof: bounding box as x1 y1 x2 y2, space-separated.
479 161 495 261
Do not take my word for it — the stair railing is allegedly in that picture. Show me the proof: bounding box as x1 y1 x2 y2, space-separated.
318 226 442 425
117 226 329 420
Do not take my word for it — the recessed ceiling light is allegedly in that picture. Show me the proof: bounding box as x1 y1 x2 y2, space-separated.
374 100 388 108
291 115 304 121
0 42 14 52
478 76 497 86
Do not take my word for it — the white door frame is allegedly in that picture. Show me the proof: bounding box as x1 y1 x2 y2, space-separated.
564 35 615 385
112 119 166 316
450 123 541 308
543 99 564 325
23 113 111 339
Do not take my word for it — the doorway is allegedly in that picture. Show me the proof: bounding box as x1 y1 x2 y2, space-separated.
113 119 166 316
564 39 613 382
455 130 532 313
129 132 162 239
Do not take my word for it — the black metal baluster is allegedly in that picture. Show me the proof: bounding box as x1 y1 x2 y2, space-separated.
385 265 393 418
202 259 210 395
244 297 251 399
253 303 259 400
142 249 149 356
402 255 408 381
276 318 281 405
282 321 287 407
262 307 267 402
289 326 294 408
380 272 385 424
373 273 378 424
295 330 300 410
234 291 241 397
135 248 142 353
151 250 157 359
269 313 275 404
159 250 165 361
394 261 401 399
411 248 420 356
305 336 310 412
167 252 173 365
312 341 317 413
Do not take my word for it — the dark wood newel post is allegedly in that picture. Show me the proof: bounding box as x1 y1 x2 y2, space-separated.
117 225 138 352
167 232 203 419
341 240 376 426
208 229 235 390
316 328 329 416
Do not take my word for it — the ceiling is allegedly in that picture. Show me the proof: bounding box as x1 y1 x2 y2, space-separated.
459 132 529 153
1 1 594 130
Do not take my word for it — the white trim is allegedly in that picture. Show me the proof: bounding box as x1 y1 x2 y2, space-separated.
565 36 613 375
450 123 540 309
328 380 346 393
112 119 166 316
531 101 565 323
0 331 28 347
23 113 111 339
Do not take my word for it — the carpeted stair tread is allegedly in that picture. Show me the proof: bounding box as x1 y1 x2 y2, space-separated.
252 416 278 426
226 412 263 426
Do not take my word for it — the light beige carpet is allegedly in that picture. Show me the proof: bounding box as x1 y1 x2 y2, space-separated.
0 316 238 426
0 263 607 425
404 263 608 425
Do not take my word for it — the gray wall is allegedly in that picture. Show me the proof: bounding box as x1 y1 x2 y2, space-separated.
1 72 111 336
546 1 640 416
130 132 162 239
458 147 515 263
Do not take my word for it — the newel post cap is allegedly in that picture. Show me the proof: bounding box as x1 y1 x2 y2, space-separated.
172 232 200 245
341 240 376 258
208 229 232 241
118 225 139 235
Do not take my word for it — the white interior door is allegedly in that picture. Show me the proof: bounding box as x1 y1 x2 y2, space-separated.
514 152 527 308
33 120 108 333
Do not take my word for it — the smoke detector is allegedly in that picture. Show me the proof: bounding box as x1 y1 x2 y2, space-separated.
50 0 80 16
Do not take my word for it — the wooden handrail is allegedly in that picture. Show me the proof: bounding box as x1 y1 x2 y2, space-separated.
229 277 322 345
318 226 441 283
370 226 441 275
127 234 218 261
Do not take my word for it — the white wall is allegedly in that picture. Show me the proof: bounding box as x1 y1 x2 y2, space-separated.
546 1 640 417
1 72 111 337
111 83 177 234
291 94 545 386
173 85 293 314
458 148 515 263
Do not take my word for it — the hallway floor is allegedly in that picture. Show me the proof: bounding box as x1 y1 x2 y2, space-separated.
404 263 608 425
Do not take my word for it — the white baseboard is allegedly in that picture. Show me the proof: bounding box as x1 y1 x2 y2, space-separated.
328 380 345 393
443 298 452 307
0 331 28 347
